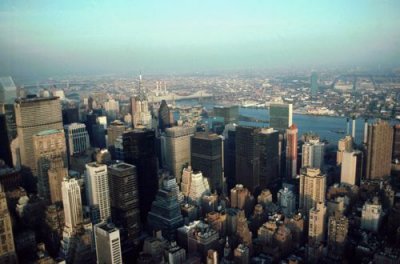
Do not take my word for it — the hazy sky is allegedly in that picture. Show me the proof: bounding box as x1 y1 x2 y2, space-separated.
1 0 399 77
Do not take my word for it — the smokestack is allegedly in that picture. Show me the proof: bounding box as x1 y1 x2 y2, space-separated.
352 116 356 140
364 119 368 144
346 117 350 135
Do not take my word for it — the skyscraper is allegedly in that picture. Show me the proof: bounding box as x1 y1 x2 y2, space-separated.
108 162 141 239
235 126 260 193
181 166 210 206
132 75 152 129
223 124 237 190
15 96 63 174
191 132 223 192
310 72 318 96
361 197 382 232
213 105 239 125
0 184 17 263
161 126 195 181
0 114 13 167
0 76 17 104
123 129 158 223
340 150 363 186
33 129 67 202
107 120 125 148
327 212 348 257
258 128 280 190
61 177 83 230
302 138 325 170
158 100 172 132
47 157 68 204
393 124 400 161
269 103 293 132
95 223 122 264
299 168 326 213
277 187 296 217
365 120 393 180
64 123 90 156
337 135 353 165
286 124 298 180
308 202 327 245
85 162 111 223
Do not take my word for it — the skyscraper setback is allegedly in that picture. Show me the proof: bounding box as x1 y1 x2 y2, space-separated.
15 96 63 174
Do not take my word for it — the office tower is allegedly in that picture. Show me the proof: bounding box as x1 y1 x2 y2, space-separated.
231 184 253 210
310 72 318 96
213 105 239 124
104 99 120 120
85 162 111 223
0 184 17 263
166 241 186 264
0 103 17 142
269 103 293 132
234 244 250 264
15 96 63 173
48 157 68 203
361 197 382 232
108 162 141 239
61 178 83 230
223 124 236 190
147 176 184 240
235 126 260 193
258 128 280 190
393 124 400 161
340 150 363 186
0 76 17 104
64 123 90 156
308 202 327 245
257 188 273 207
299 168 326 213
365 120 393 180
92 124 107 149
191 132 223 192
159 100 172 132
62 107 79 125
33 129 67 202
107 120 125 147
95 223 122 264
0 114 13 167
123 129 158 223
327 212 348 257
286 124 298 179
278 187 296 217
236 210 252 246
181 166 210 206
337 135 353 165
132 76 152 129
161 126 194 181
302 138 325 169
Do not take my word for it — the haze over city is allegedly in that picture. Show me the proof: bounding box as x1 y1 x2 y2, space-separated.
1 0 400 78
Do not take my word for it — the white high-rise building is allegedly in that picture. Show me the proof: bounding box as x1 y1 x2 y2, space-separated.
340 151 362 186
95 223 122 264
62 178 83 230
308 202 327 245
85 162 111 222
180 166 210 206
299 168 326 214
302 138 325 169
361 197 383 232
337 136 352 165
277 187 296 217
64 123 90 156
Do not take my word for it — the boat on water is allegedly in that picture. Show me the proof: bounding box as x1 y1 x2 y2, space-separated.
330 129 345 134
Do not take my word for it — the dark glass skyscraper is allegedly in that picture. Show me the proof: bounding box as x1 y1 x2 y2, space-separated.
191 132 223 192
158 100 172 132
213 105 239 124
393 124 400 161
123 129 158 223
258 128 280 191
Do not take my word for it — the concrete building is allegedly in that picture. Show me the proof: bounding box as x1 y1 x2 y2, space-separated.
365 120 393 180
95 223 122 264
286 124 298 180
65 123 90 156
181 166 210 206
47 157 68 203
231 184 253 210
299 168 326 214
327 212 348 257
107 120 125 148
108 162 141 239
278 187 296 217
191 132 223 192
33 129 67 202
337 135 353 165
15 96 63 174
269 103 293 132
361 197 383 232
61 177 83 230
308 202 327 245
161 126 195 181
85 162 111 223
0 184 17 264
302 138 325 170
340 150 363 186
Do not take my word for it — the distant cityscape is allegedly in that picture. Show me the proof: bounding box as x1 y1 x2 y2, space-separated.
0 69 400 264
